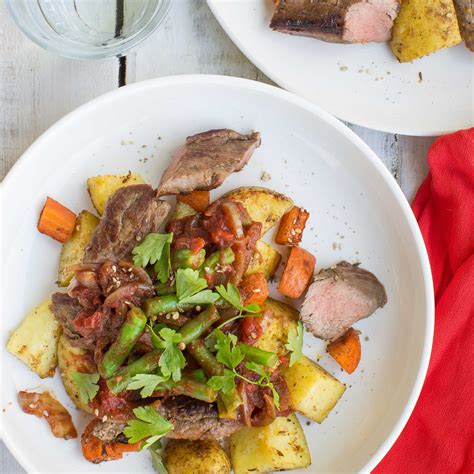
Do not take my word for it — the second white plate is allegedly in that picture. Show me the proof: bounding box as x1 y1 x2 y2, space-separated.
208 0 474 136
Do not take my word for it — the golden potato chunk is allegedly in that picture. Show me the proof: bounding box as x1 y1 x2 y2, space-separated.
281 356 346 423
255 298 298 356
245 240 281 280
57 335 96 413
87 172 145 215
57 210 99 286
222 187 293 235
164 439 231 474
230 414 311 474
7 297 62 378
390 0 462 62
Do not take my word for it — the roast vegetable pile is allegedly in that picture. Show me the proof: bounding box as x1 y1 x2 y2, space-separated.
7 129 387 474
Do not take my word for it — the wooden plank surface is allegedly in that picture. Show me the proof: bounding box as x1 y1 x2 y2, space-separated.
0 1 433 472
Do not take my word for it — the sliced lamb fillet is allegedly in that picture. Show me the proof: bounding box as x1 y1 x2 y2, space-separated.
300 261 387 340
270 0 400 44
156 396 243 440
454 0 474 51
156 129 261 196
84 184 170 263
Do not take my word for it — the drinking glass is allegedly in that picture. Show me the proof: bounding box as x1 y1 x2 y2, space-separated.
6 0 171 59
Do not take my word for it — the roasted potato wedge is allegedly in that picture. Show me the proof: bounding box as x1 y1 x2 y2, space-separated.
245 240 281 280
57 335 96 413
390 0 462 62
255 298 298 355
7 297 61 378
170 201 197 220
222 187 293 235
164 439 231 474
87 172 145 215
230 414 311 474
57 210 99 286
281 356 346 423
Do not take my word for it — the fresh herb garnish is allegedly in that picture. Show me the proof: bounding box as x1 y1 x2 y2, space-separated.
192 368 207 383
150 444 168 474
206 330 280 408
71 372 100 405
175 268 220 308
124 406 173 449
127 373 169 398
286 321 304 367
215 282 261 315
132 233 173 283
150 326 186 382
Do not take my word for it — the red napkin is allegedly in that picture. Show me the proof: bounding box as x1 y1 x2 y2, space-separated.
374 128 474 474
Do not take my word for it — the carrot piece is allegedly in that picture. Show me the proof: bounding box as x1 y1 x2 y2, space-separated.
239 273 269 306
37 196 76 243
277 247 315 298
327 328 361 374
275 206 310 246
81 420 104 463
177 191 210 213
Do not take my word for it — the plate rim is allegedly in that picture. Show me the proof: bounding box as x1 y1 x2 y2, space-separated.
206 0 469 137
0 74 435 473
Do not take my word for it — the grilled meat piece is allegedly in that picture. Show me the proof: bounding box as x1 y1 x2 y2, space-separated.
156 129 261 196
84 184 170 263
454 0 474 51
300 261 387 340
157 396 243 440
270 0 400 44
91 420 126 443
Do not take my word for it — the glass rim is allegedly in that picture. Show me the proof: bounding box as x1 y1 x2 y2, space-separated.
6 0 172 60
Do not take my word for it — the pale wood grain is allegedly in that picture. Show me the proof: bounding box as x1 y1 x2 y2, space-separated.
0 1 119 180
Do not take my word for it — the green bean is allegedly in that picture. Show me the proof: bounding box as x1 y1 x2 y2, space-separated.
239 344 279 368
99 307 147 379
172 248 206 270
178 305 220 345
152 376 218 403
154 281 176 296
106 349 161 394
144 295 194 317
202 248 235 276
187 338 224 377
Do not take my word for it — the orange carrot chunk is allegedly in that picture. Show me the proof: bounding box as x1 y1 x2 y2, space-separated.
277 247 315 298
37 196 76 243
177 190 210 213
275 206 310 246
327 328 361 374
239 272 269 306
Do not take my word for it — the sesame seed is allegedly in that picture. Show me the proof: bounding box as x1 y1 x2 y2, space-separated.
94 409 99 416
253 288 261 293
294 229 302 234
29 404 36 409
171 312 180 320
135 235 141 241
43 410 49 417
102 415 108 422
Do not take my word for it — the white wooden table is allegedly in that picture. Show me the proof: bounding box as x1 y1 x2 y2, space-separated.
0 1 434 472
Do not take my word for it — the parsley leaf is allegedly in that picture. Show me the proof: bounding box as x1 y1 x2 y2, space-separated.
213 329 244 369
215 283 261 315
132 233 173 283
175 268 208 300
150 446 168 474
286 321 304 367
207 369 236 396
127 373 169 398
153 327 186 382
178 289 220 307
71 372 100 405
192 369 207 383
124 406 173 449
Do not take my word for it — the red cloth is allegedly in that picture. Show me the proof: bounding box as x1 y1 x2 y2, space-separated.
374 128 474 474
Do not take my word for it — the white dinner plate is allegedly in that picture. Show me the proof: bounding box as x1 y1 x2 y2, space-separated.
0 75 434 473
207 0 474 136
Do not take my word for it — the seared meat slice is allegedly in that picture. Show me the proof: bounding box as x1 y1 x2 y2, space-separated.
91 420 126 443
157 129 261 196
84 184 170 263
300 261 387 340
157 396 243 440
270 0 400 44
50 292 89 346
454 0 474 51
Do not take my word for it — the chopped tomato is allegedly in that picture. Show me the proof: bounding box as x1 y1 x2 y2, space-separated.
241 315 263 344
